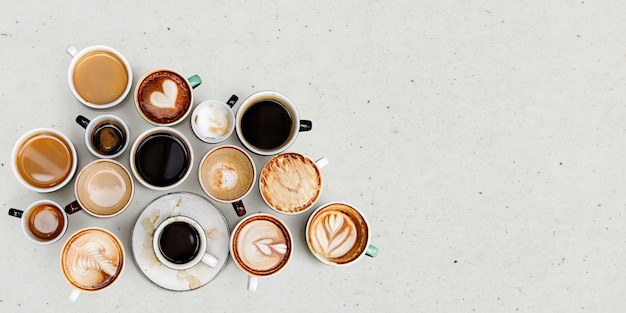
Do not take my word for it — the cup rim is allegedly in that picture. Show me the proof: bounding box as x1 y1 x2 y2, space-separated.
190 99 236 144
20 200 68 245
83 114 130 159
11 128 78 193
234 90 301 156
74 159 135 218
198 145 257 203
152 215 207 271
134 68 195 127
229 213 293 278
129 126 194 191
305 201 371 267
67 45 132 109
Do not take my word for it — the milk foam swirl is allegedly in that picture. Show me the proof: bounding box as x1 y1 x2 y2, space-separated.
235 219 290 275
309 211 357 259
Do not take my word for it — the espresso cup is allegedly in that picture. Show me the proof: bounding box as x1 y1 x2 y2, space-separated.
130 127 194 190
64 159 134 218
8 200 68 245
66 45 132 109
11 128 78 193
135 68 202 126
198 145 256 217
152 216 218 270
235 90 312 155
259 152 328 215
76 114 130 159
191 95 238 144
61 227 125 303
305 202 378 266
230 213 293 291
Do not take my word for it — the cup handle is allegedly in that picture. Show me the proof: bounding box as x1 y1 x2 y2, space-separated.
365 244 378 258
315 157 329 169
8 208 23 218
187 75 202 89
247 276 258 292
64 200 83 215
76 115 90 129
232 200 246 217
69 289 80 303
299 120 312 132
226 95 238 108
201 253 219 268
66 45 78 57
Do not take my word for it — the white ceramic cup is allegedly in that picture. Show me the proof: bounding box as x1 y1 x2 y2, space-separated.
152 216 218 270
191 95 238 144
76 114 130 159
8 200 68 245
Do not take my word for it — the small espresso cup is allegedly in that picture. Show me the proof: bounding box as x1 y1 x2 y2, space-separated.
230 213 293 292
76 114 130 159
12 128 78 193
130 127 194 190
153 216 219 270
305 202 378 266
259 152 328 215
135 68 202 126
8 200 68 245
235 90 312 155
65 159 134 218
191 95 238 144
61 227 125 303
66 45 132 109
198 145 256 217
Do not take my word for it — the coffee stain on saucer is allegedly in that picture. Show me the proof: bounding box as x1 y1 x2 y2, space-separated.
176 270 201 289
174 197 183 209
140 211 162 267
204 227 221 241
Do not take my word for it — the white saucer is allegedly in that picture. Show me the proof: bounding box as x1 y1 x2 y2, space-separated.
131 192 230 291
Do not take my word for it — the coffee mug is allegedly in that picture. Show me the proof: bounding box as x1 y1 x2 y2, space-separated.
152 216 219 270
198 145 256 217
135 68 202 126
11 128 78 193
76 114 130 159
61 227 125 303
259 152 328 215
64 159 134 218
66 45 132 109
8 200 68 245
235 90 312 155
191 95 238 144
230 213 293 291
130 127 194 190
305 202 378 266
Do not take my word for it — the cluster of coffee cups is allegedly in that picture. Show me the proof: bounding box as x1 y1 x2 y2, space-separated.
9 45 378 301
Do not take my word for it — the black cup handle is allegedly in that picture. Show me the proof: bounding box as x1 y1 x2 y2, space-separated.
76 115 90 129
299 120 312 132
64 200 83 214
226 95 238 108
232 200 246 217
8 208 23 218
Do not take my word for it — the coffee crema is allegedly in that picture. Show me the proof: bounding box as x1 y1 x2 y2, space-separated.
199 146 254 202
15 132 73 189
260 153 322 214
91 121 126 156
61 228 124 291
73 50 128 105
232 215 291 276
307 203 369 265
136 70 192 125
240 99 293 150
27 204 65 240
75 160 133 216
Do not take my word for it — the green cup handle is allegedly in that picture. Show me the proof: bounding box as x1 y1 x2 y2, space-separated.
365 244 378 258
187 75 202 89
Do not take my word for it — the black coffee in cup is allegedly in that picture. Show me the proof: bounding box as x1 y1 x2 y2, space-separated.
158 221 200 264
134 133 190 187
240 99 292 150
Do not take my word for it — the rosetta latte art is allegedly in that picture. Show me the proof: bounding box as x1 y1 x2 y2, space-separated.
310 211 358 259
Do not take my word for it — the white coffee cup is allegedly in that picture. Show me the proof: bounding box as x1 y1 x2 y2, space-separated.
76 114 130 159
152 216 218 270
191 95 238 144
8 200 68 245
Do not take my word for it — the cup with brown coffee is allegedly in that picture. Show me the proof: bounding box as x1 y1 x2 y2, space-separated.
305 202 378 266
135 68 202 126
191 95 238 144
198 145 256 217
130 127 194 190
64 159 134 218
8 200 68 245
230 213 293 291
259 152 328 215
66 45 132 109
235 90 312 155
76 114 130 159
60 227 125 303
11 128 78 193
152 215 219 270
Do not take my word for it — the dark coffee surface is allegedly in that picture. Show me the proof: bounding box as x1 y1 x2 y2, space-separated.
135 133 189 187
241 100 292 150
92 121 125 155
159 222 200 264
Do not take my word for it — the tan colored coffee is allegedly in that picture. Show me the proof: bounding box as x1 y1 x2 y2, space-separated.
75 160 133 217
231 214 292 276
306 203 369 265
260 153 322 214
136 70 192 125
14 132 73 189
61 228 124 291
199 146 254 202
73 50 128 105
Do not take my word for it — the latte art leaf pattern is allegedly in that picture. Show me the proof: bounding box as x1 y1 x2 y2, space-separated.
74 241 119 277
254 238 288 256
311 211 358 259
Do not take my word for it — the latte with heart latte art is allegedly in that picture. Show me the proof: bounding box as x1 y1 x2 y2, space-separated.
136 69 192 125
